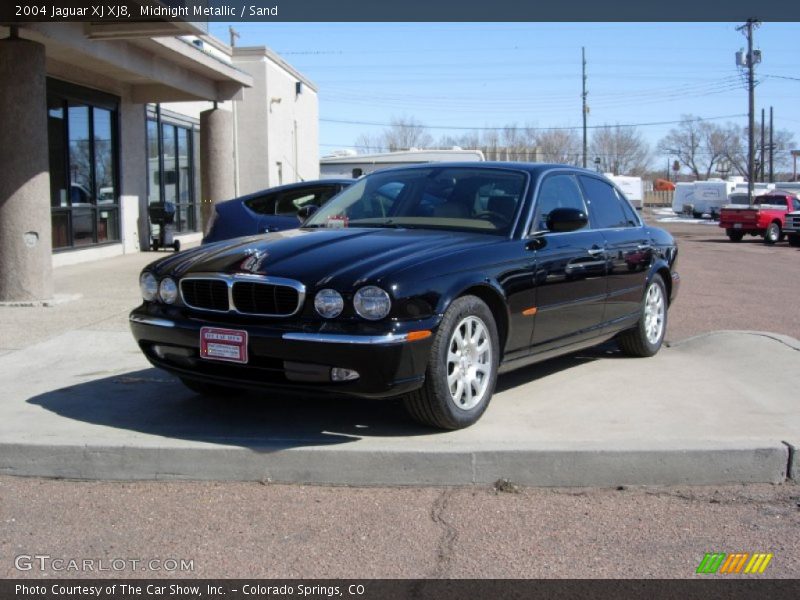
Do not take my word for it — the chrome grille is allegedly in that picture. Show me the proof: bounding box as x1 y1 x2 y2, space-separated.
232 282 300 316
179 274 305 317
180 279 229 312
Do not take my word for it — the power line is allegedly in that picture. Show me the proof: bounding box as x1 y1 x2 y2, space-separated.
320 114 747 132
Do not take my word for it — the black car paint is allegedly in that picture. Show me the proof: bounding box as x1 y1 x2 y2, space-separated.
130 163 679 398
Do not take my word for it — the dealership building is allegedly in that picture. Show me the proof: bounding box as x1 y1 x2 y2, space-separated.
0 21 319 303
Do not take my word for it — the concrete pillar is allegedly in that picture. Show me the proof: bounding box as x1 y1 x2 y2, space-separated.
0 37 53 302
199 108 235 232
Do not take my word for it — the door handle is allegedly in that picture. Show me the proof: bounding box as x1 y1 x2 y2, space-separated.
264 226 279 233
637 243 651 250
587 247 605 256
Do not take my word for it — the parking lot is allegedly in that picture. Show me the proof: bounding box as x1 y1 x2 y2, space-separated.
1 215 799 578
642 209 800 342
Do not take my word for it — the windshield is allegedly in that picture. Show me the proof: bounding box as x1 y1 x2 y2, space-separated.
305 167 527 235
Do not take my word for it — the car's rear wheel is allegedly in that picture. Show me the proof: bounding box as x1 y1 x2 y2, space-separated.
726 229 744 242
403 295 499 430
764 222 781 244
180 377 244 398
617 274 667 357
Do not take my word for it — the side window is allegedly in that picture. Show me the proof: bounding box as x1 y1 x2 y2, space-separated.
275 187 337 216
533 174 587 232
793 198 800 211
243 193 276 215
580 176 629 229
616 189 640 226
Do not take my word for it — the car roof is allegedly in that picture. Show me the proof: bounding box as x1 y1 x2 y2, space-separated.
359 161 604 177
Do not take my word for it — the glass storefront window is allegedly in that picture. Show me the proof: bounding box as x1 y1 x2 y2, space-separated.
147 117 197 233
47 80 119 250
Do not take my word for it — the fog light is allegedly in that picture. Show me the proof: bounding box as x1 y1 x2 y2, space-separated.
331 368 360 382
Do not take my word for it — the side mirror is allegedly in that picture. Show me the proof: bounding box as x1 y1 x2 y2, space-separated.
547 208 588 233
297 205 319 221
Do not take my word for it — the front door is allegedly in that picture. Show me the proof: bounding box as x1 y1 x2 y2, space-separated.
528 173 608 350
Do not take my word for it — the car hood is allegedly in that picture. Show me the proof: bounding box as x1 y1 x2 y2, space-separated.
150 227 503 288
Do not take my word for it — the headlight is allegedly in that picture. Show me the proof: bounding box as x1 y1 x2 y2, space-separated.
158 277 178 304
353 286 391 321
314 288 344 319
139 272 158 301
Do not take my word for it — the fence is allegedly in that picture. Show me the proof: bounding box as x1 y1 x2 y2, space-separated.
643 190 673 207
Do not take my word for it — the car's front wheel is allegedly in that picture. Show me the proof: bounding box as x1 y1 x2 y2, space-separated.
404 295 499 430
617 274 667 357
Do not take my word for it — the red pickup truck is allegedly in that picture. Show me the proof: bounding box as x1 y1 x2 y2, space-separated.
718 191 800 244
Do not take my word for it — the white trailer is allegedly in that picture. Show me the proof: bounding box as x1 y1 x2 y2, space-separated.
671 182 696 215
605 174 644 209
320 149 485 179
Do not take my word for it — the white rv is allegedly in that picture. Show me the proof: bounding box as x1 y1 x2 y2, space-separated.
671 182 696 215
319 149 485 179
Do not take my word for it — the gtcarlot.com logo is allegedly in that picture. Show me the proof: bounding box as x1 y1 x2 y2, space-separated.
696 552 773 574
14 554 195 573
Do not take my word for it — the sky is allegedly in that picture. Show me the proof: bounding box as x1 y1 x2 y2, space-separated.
209 22 800 168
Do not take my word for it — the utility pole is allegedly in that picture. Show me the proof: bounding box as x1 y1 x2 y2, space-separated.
769 106 774 182
582 47 588 169
736 19 760 204
229 26 240 48
760 108 765 181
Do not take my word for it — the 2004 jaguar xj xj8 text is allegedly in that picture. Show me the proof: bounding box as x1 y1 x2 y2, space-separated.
130 163 679 429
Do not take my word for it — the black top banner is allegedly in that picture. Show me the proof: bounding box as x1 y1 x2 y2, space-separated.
2 0 800 22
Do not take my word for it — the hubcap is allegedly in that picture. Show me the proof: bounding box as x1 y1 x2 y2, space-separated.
644 282 665 345
446 316 492 411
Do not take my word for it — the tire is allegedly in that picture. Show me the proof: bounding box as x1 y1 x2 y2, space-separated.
789 234 800 248
403 295 499 430
764 222 781 245
180 377 244 398
692 211 703 219
152 240 160 251
617 274 667 358
173 240 181 252
726 229 744 242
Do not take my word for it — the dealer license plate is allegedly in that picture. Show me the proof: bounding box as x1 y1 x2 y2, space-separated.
733 223 742 229
199 327 248 364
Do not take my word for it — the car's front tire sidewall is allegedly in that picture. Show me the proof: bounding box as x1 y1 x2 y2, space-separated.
407 295 499 429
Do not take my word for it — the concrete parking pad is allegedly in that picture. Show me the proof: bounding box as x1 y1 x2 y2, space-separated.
0 328 796 486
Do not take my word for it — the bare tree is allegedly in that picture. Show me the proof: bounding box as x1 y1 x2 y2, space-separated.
533 129 582 165
658 116 736 179
382 116 433 151
354 132 386 153
590 125 651 176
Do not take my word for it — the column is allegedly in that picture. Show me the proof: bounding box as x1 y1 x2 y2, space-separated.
199 107 235 233
0 35 53 302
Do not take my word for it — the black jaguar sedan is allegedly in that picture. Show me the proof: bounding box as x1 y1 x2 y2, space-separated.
130 163 679 429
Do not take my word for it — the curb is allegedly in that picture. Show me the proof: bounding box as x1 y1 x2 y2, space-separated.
0 442 789 487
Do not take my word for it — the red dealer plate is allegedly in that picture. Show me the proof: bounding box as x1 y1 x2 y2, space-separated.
199 327 249 364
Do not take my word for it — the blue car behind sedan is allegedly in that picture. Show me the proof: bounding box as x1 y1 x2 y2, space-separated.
203 179 353 244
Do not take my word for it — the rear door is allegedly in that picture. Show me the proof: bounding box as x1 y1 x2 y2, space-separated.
579 175 650 326
529 173 608 350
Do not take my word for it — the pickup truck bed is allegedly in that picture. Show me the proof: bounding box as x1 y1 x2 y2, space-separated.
718 192 800 244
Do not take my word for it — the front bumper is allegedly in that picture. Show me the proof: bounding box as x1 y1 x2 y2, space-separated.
129 305 438 399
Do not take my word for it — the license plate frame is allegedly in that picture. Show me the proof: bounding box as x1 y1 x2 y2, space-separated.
199 327 249 364
733 223 742 229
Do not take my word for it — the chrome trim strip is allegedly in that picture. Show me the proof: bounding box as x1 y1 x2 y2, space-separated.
129 315 175 328
282 332 409 345
179 272 306 317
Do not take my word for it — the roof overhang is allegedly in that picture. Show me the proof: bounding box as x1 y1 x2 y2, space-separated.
17 22 251 102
